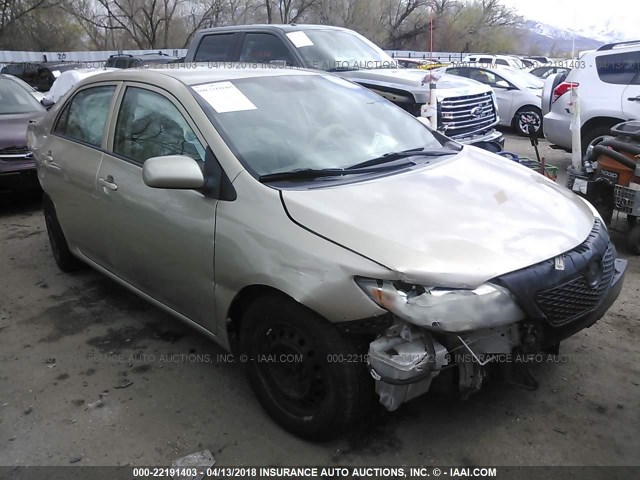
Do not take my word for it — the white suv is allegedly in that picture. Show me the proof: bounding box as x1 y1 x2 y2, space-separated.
461 54 525 69
543 40 640 154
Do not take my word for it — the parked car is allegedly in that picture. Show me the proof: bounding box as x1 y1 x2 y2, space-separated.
43 68 116 104
1 73 45 102
0 75 46 192
543 40 640 154
447 65 544 135
460 54 526 68
29 66 626 439
519 58 539 68
0 62 87 92
105 53 179 69
395 57 448 70
184 25 504 149
527 56 551 64
530 65 571 79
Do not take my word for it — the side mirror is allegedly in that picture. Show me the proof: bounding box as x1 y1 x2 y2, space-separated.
142 155 204 189
41 98 55 110
495 80 511 89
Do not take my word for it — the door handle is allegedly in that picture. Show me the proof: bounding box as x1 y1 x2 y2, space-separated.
98 175 118 191
627 96 640 102
42 151 62 172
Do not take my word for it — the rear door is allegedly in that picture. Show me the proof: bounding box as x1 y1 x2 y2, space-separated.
595 51 640 117
96 83 217 331
620 53 640 118
40 83 118 262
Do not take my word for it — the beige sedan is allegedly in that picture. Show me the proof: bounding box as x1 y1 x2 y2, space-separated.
28 66 626 440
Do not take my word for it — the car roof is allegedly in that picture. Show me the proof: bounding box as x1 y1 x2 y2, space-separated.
77 65 322 88
196 24 353 35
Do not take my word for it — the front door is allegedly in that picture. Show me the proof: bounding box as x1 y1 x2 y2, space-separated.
96 84 217 331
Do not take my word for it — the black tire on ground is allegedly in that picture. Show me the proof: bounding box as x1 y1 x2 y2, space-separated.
581 124 616 159
239 294 373 440
513 106 543 137
43 193 84 272
628 224 640 255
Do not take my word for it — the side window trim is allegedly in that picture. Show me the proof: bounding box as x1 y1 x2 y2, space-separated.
105 82 209 167
51 82 122 150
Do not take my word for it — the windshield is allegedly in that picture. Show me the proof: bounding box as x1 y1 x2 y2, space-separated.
192 74 451 178
287 29 397 71
0 78 44 114
504 67 544 89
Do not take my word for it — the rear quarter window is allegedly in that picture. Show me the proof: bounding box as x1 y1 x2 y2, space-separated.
596 52 640 85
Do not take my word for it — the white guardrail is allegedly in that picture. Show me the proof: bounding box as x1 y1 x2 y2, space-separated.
0 49 188 67
0 49 476 67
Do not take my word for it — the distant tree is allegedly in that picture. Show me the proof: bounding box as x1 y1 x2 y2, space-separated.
0 0 60 48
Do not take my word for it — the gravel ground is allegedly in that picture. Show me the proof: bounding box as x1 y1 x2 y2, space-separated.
0 132 638 468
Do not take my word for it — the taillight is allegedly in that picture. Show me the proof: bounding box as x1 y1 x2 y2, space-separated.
552 82 579 104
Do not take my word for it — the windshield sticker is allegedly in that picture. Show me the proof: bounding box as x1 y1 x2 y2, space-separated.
286 31 314 48
193 81 257 113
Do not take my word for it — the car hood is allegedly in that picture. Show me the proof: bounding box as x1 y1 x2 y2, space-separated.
281 147 595 288
338 69 491 103
0 112 45 150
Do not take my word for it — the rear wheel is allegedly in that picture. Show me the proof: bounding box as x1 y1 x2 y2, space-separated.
581 124 616 159
239 295 372 440
43 194 84 272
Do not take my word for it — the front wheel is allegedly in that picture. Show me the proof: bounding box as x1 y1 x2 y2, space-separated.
513 106 543 136
239 295 372 440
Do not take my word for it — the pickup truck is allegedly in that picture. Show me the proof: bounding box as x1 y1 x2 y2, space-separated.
184 24 504 149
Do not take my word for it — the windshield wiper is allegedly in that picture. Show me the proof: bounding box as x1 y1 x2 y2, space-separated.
326 66 360 72
346 148 460 170
259 160 415 183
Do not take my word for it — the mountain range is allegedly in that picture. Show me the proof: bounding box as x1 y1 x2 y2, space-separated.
518 19 635 56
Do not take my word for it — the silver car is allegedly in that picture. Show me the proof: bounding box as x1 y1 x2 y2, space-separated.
447 65 544 135
29 67 626 440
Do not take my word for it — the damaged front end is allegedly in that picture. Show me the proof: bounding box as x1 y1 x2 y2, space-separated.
356 220 627 411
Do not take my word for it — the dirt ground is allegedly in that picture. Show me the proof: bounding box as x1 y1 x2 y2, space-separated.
0 132 638 468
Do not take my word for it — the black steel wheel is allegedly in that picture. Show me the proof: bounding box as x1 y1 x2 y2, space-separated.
240 295 372 440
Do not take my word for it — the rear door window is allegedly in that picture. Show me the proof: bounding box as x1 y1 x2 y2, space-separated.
194 34 238 62
54 85 115 147
596 52 640 85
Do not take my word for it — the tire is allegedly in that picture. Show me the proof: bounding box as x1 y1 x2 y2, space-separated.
239 295 373 440
581 124 616 159
628 225 640 255
627 215 637 230
513 106 543 137
43 193 84 272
